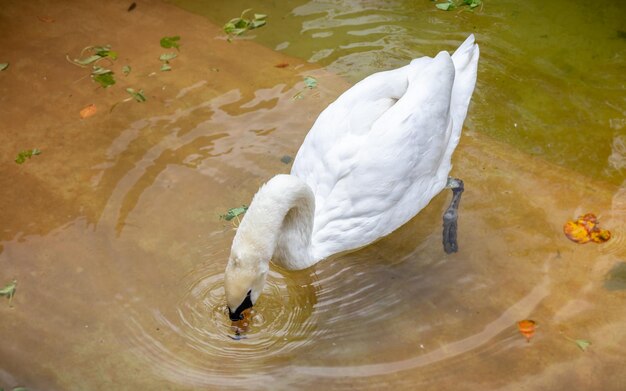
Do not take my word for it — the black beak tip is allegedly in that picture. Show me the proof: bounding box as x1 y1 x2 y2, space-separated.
228 290 253 321
228 308 244 321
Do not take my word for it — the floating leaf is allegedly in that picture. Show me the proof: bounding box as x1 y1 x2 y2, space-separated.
563 213 611 244
68 45 117 68
0 63 8 71
0 280 16 298
517 319 536 342
436 2 454 11
221 205 249 221
0 280 17 306
92 72 116 88
223 9 267 40
126 88 146 102
160 36 181 50
91 66 113 75
160 63 172 72
159 52 178 62
95 49 118 60
15 149 41 164
79 104 97 119
128 2 137 12
293 76 319 100
464 0 482 8
73 55 102 66
574 339 591 351
122 65 131 76
275 62 289 68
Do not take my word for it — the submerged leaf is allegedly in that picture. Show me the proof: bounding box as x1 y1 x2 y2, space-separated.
0 63 8 71
160 36 181 50
37 15 55 23
122 65 131 75
160 63 172 72
221 205 249 221
126 88 146 102
79 104 97 119
574 339 591 352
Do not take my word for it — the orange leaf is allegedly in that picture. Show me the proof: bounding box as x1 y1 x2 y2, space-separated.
274 62 289 68
79 104 97 119
563 213 611 244
517 319 536 342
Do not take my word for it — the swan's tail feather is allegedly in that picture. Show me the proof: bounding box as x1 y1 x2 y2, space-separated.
448 34 480 151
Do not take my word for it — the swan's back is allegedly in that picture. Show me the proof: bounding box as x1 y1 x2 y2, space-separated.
291 35 479 261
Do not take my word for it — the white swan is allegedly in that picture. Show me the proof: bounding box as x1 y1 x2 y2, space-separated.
225 35 479 320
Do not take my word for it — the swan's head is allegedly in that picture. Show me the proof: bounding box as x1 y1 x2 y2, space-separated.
224 252 269 321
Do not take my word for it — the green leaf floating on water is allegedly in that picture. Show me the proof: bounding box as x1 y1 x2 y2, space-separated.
91 66 113 75
15 149 41 164
159 53 178 62
72 55 103 66
0 279 17 306
221 205 249 221
0 63 10 71
92 71 115 88
464 0 482 8
223 9 267 40
304 76 318 89
126 88 146 102
160 36 181 50
435 2 454 11
293 76 319 100
160 63 172 72
68 45 117 67
0 280 16 298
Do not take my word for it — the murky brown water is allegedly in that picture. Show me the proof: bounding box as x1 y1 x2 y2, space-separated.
1 1 625 390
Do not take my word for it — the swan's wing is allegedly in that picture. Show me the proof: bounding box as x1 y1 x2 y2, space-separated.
307 52 455 259
291 61 428 204
293 36 479 261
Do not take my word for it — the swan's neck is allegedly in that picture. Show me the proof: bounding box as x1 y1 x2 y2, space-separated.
232 174 316 270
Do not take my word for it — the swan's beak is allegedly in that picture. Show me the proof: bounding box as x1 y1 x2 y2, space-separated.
228 290 254 321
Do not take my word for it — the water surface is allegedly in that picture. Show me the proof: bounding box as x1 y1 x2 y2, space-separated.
0 0 625 390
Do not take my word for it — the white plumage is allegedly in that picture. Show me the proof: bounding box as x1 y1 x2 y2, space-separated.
225 35 479 317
